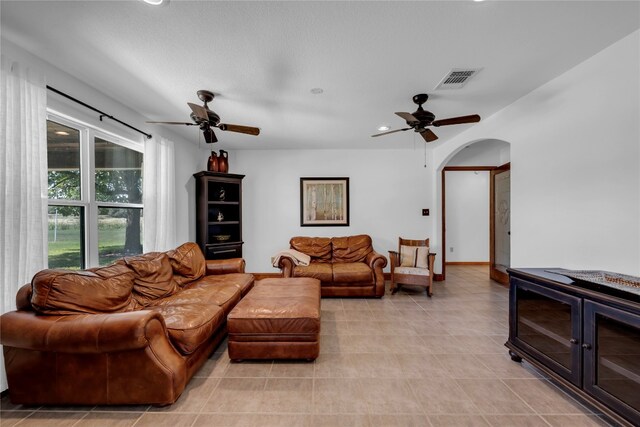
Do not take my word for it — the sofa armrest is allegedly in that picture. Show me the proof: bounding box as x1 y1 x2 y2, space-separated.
365 250 388 271
277 256 295 278
206 258 245 275
0 310 167 353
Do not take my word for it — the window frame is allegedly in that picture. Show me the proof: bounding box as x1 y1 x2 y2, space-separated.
47 110 144 268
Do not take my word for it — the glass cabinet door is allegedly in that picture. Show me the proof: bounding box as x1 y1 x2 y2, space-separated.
584 301 640 424
510 278 582 386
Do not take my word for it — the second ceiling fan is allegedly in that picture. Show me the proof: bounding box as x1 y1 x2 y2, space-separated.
372 94 480 143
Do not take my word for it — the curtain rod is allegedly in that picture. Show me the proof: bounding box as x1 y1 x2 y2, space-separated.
46 85 152 139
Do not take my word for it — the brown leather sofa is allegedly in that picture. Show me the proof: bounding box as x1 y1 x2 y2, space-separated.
0 242 254 406
277 234 387 297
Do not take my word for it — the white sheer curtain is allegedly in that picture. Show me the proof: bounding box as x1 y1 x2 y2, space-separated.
0 56 48 390
143 135 177 252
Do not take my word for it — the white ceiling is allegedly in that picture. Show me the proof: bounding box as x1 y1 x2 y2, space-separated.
2 1 639 150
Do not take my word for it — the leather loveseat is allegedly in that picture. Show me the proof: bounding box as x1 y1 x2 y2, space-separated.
0 242 254 406
277 234 387 297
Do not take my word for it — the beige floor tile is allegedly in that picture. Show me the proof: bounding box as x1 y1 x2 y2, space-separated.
148 377 219 413
14 411 87 426
311 414 370 427
312 378 368 414
427 415 490 426
409 378 481 415
0 410 35 427
224 360 272 377
192 413 257 427
503 379 590 415
350 353 404 378
435 354 496 379
270 360 316 378
359 378 423 414
394 353 451 379
73 412 143 426
90 405 149 412
133 413 198 426
451 335 506 354
541 414 612 426
258 378 313 413
314 353 359 378
342 309 375 321
473 353 543 379
483 414 549 426
320 299 344 311
369 414 430 426
201 377 266 413
456 379 534 415
193 352 231 378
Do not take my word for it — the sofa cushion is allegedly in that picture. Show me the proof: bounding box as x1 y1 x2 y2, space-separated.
30 264 135 315
157 280 242 316
186 273 254 300
165 242 206 286
332 235 373 263
290 237 332 262
332 262 372 284
150 303 224 355
292 263 333 282
124 252 178 307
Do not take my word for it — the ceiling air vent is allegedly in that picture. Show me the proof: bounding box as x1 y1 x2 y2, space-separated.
434 68 482 90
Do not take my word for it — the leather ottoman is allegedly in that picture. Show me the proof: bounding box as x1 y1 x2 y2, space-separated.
227 278 321 361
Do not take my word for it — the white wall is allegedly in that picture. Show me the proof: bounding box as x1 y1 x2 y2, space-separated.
445 171 490 262
433 30 640 276
446 139 510 167
232 148 434 272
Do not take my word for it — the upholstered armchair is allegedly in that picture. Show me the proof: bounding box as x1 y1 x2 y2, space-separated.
388 238 435 297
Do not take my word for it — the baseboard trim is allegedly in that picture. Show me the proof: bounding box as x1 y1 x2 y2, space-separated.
445 262 490 266
250 272 284 280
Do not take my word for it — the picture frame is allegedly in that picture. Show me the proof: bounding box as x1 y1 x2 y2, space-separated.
300 177 350 226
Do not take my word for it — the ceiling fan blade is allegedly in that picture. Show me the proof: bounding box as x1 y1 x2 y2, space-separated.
218 123 260 136
419 128 438 142
145 121 197 125
203 128 217 144
371 127 412 137
395 112 419 124
432 114 481 127
188 102 210 122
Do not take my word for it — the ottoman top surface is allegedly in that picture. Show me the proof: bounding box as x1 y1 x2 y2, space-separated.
227 278 320 335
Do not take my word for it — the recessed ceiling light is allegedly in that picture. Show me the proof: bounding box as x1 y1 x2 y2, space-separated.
473 0 484 2
55 131 70 136
378 126 390 131
310 88 324 95
143 0 165 5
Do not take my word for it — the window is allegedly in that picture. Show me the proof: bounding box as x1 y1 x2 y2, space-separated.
47 114 143 269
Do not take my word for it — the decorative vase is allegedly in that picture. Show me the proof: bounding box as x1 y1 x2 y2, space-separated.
218 150 229 173
207 151 219 172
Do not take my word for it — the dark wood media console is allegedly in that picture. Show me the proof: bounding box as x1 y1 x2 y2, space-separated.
507 268 640 427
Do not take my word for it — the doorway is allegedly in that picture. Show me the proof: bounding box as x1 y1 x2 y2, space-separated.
490 163 511 284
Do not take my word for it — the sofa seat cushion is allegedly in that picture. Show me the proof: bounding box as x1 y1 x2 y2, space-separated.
332 235 373 263
30 264 135 315
187 273 254 297
150 303 224 355
332 262 372 284
394 266 430 276
290 237 332 262
292 263 333 282
152 282 242 316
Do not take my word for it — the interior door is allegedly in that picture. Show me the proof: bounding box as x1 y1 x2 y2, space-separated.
490 165 510 284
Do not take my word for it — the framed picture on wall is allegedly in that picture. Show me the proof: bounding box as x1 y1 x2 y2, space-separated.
300 177 350 226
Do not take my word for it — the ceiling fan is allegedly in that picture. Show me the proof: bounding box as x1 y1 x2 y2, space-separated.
371 94 480 143
146 90 260 143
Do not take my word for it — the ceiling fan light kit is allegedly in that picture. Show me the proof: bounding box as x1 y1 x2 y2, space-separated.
371 93 480 143
146 90 260 144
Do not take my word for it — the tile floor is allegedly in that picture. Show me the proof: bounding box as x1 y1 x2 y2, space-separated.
1 266 612 426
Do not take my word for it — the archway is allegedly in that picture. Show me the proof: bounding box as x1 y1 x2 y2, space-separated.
433 138 511 282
